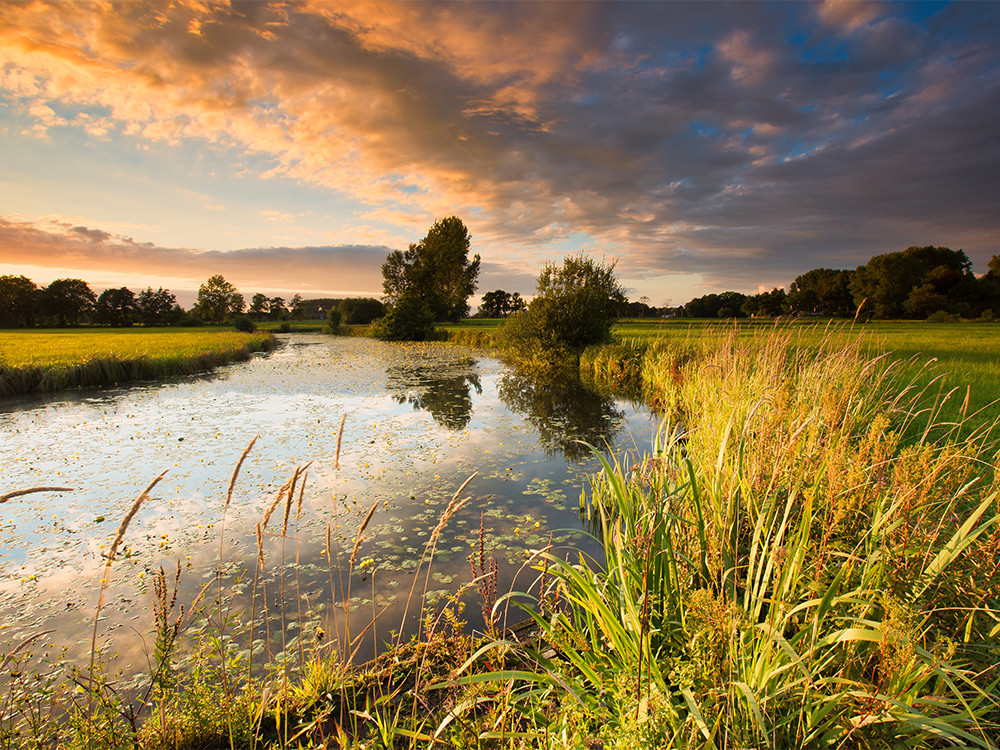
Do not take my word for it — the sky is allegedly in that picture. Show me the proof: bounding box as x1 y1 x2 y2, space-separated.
1 0 999 308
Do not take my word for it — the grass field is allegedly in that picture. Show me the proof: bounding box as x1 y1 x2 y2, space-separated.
0 327 277 397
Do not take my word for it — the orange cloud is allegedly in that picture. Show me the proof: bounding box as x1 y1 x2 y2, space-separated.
0 217 388 298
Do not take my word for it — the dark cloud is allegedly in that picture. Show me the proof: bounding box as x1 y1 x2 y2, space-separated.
69 226 112 242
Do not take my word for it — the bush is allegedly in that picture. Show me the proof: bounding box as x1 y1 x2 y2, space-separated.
232 315 256 332
326 307 342 333
926 310 959 323
497 255 624 368
372 292 436 341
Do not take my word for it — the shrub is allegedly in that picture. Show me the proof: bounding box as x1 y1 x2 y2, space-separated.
232 315 256 332
926 309 959 323
372 292 436 341
326 307 342 333
497 255 625 368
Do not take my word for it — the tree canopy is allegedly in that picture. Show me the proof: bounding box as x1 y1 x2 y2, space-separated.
0 274 38 328
477 289 526 318
194 275 244 322
381 216 480 322
95 287 137 327
136 287 180 326
339 297 386 325
38 278 96 326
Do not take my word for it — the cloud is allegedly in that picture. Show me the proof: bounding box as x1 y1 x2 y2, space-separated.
0 217 389 298
1 1 999 296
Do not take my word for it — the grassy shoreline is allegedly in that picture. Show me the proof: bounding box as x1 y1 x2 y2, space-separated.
0 328 278 398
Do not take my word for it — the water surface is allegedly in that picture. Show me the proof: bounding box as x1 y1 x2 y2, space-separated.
0 335 653 669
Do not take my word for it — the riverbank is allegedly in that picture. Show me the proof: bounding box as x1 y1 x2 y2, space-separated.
0 328 278 397
442 318 1000 424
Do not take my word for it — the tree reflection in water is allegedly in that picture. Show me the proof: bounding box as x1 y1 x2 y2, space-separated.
498 367 625 461
386 356 483 430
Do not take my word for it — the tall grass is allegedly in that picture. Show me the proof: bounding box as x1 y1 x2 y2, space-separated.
446 325 1000 747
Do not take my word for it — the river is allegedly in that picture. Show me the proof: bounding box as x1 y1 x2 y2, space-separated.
0 334 653 674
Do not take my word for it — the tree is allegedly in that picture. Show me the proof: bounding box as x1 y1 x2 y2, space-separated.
193 275 244 322
478 290 512 318
478 289 526 318
136 287 179 326
249 293 269 321
903 283 948 319
787 268 854 316
381 216 480 321
498 255 625 367
851 246 971 319
38 278 96 326
290 294 306 320
988 254 1000 279
299 298 341 320
0 274 38 327
741 288 787 318
268 296 287 321
339 297 386 324
683 291 748 318
95 287 137 327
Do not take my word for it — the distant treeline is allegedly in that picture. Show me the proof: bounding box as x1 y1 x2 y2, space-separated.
0 274 384 328
681 246 1000 321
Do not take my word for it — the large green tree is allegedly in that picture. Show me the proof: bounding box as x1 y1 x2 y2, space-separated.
136 287 179 326
95 287 137 327
381 216 480 321
194 275 244 322
478 289 526 318
38 278 96 326
0 274 38 327
339 297 386 324
787 268 855 316
851 246 971 318
741 287 787 318
249 293 269 321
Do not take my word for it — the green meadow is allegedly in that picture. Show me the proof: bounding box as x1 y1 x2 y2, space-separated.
0 327 277 397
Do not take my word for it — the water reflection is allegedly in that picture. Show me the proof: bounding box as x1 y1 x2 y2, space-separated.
386 356 482 430
0 336 651 671
498 368 626 461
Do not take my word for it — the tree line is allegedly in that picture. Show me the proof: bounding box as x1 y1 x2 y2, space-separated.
681 246 1000 321
0 274 377 328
